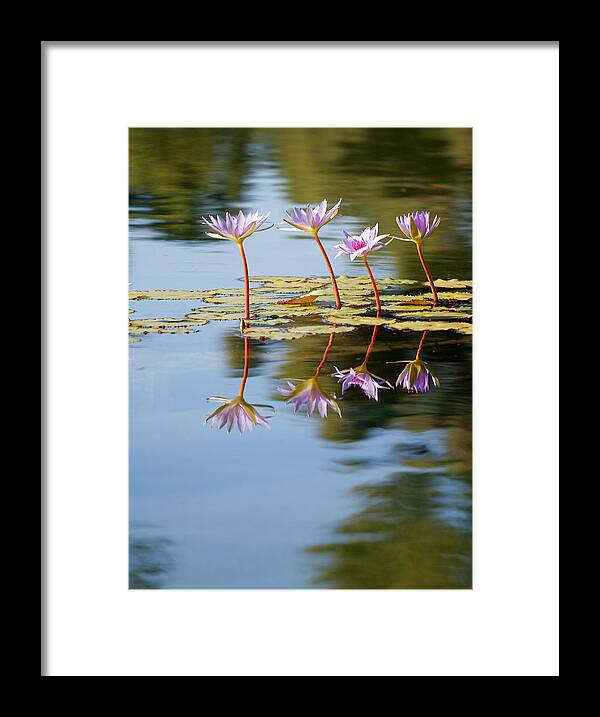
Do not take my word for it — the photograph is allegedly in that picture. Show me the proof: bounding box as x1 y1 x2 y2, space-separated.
128 127 473 589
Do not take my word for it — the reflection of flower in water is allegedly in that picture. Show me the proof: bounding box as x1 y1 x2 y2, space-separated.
278 377 341 418
390 330 440 394
278 333 341 419
332 366 391 401
395 359 439 393
206 394 272 433
331 325 392 401
205 337 273 435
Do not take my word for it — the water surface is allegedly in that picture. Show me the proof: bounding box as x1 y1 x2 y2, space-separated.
129 128 472 589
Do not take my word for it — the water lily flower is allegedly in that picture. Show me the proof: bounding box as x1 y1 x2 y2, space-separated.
332 365 391 401
393 211 441 306
282 198 342 234
394 359 440 394
200 210 271 325
201 210 271 243
395 211 440 243
206 394 272 433
280 199 343 309
278 377 341 418
334 224 390 314
333 224 390 261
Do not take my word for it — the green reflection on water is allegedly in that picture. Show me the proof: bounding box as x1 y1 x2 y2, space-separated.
129 127 472 279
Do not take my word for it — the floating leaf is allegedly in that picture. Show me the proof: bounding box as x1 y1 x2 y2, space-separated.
277 294 319 305
324 315 394 326
433 278 473 288
243 324 357 341
129 289 205 301
386 320 472 334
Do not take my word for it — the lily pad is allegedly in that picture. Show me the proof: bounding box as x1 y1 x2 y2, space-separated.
324 315 394 326
386 320 473 334
243 324 357 341
129 289 205 301
128 276 472 337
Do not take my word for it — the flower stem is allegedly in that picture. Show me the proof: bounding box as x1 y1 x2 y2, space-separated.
315 333 336 377
362 255 381 316
237 241 251 321
416 243 438 306
239 336 250 395
363 324 379 365
313 231 342 309
415 330 428 359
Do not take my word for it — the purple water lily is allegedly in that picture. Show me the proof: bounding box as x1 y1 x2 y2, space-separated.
395 211 440 243
201 210 270 243
394 210 442 307
282 199 342 234
278 377 341 418
395 359 440 394
280 199 343 309
333 224 390 261
332 366 391 401
206 395 272 434
200 210 270 324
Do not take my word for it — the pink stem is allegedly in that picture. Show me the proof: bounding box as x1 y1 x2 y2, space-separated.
363 324 379 365
314 231 342 309
415 330 428 359
238 242 251 321
416 243 438 306
239 336 250 395
314 333 336 377
363 255 381 316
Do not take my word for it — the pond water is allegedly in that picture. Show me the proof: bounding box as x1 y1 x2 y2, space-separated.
129 128 472 589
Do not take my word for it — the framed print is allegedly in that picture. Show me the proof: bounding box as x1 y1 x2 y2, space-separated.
43 41 559 676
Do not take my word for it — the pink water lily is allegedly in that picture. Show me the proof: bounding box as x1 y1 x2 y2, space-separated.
334 224 390 315
200 210 270 325
282 199 342 234
333 224 390 261
278 377 341 418
201 210 271 243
